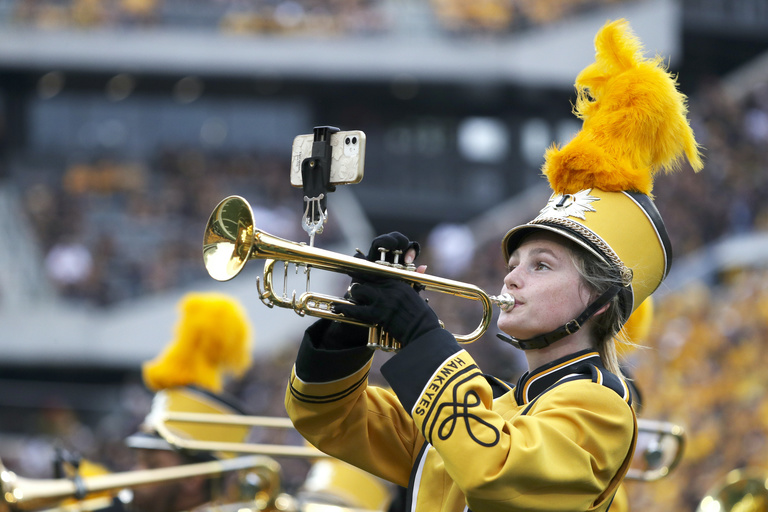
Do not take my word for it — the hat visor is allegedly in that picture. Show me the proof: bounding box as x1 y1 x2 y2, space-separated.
503 223 606 264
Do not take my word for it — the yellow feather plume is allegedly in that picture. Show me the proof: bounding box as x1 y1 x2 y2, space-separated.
142 292 253 393
543 19 703 196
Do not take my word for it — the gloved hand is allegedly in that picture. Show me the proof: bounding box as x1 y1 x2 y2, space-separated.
334 279 440 348
352 231 421 279
332 232 439 348
314 318 370 351
313 232 420 351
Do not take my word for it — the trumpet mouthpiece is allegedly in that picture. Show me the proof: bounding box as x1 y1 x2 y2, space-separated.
491 293 515 312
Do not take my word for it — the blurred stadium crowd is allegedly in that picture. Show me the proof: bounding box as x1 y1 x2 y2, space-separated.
15 74 768 310
20 148 304 306
5 0 638 36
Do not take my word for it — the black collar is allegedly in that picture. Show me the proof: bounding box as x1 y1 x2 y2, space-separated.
514 349 603 405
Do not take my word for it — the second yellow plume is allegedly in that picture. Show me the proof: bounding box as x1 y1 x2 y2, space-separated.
142 292 253 393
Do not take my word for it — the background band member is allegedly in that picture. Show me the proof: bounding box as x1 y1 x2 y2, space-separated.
123 292 254 512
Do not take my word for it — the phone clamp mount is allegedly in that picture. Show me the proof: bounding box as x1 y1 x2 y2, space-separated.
300 125 339 245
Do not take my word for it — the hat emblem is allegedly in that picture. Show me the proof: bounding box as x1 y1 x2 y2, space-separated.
536 189 599 221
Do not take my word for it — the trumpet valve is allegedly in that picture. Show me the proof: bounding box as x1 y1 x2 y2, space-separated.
391 249 402 267
375 247 390 266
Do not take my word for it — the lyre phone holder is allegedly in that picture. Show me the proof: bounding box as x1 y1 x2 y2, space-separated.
300 125 339 242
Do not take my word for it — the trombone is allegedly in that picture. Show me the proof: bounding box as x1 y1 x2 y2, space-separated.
150 412 325 459
202 195 513 352
0 455 282 512
148 410 684 483
697 468 768 512
626 419 686 482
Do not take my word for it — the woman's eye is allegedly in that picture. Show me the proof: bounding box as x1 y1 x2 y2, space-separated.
535 262 550 270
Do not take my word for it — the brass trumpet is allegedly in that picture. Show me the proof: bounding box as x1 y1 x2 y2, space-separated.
203 195 513 351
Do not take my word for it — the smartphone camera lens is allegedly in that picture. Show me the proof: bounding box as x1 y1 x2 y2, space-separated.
351 136 357 144
345 137 351 145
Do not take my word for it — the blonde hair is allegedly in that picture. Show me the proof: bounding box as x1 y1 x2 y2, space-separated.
565 242 627 377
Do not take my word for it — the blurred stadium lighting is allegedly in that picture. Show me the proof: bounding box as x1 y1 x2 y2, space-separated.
173 76 203 103
457 117 509 163
36 71 65 99
105 73 136 102
519 118 550 167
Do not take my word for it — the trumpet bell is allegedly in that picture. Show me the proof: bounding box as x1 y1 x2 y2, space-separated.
203 196 256 282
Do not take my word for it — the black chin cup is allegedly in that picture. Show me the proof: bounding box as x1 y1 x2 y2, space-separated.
497 285 622 351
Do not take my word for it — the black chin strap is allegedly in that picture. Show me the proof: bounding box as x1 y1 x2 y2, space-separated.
497 285 622 351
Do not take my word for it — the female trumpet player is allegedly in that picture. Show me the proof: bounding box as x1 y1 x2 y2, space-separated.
285 19 702 512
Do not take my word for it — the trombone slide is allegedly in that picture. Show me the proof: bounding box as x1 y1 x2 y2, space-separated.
1 456 279 511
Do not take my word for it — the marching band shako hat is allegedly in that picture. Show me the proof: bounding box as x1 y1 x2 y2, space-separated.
501 19 703 350
126 386 250 459
127 292 254 459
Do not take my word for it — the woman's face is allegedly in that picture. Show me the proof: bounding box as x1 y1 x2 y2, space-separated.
497 231 593 340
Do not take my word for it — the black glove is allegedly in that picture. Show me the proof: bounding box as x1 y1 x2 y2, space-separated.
332 231 437 348
313 318 370 351
319 232 431 350
333 280 440 348
351 231 421 279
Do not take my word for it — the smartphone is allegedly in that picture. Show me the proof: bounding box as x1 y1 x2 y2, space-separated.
290 130 366 187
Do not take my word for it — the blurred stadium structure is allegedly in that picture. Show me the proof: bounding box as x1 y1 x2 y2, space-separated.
0 0 687 366
1 0 768 509
0 0 682 365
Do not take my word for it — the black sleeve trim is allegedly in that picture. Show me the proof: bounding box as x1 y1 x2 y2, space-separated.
295 319 375 383
288 368 370 404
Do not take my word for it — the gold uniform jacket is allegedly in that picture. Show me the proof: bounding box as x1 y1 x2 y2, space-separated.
286 320 637 512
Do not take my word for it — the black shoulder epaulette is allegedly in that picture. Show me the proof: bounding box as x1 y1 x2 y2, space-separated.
521 363 631 416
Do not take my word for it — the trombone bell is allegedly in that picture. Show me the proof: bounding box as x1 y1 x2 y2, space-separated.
626 419 686 482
